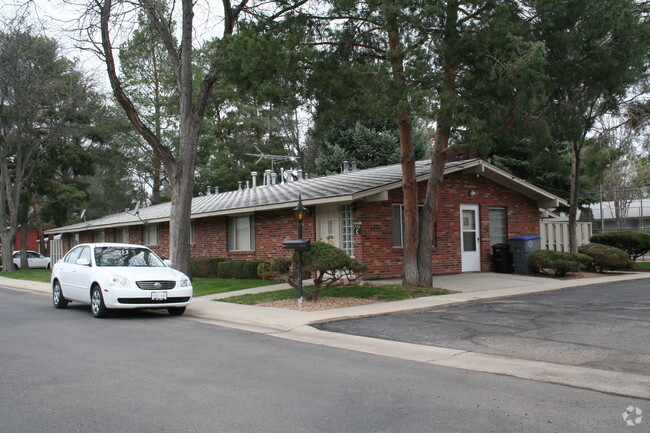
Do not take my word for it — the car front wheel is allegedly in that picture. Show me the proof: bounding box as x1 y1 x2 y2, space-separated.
52 281 69 309
167 307 186 316
91 286 109 318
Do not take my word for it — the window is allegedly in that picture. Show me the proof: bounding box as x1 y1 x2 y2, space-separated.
116 227 129 243
189 221 195 245
143 224 159 246
93 230 105 243
340 204 354 257
228 215 254 251
78 246 91 264
64 246 84 264
72 233 80 247
489 207 507 246
392 204 433 248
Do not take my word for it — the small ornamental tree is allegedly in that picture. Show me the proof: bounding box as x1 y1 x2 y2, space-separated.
286 241 368 301
578 243 634 272
590 231 650 261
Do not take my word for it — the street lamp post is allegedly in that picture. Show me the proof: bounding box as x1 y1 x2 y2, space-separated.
293 194 308 309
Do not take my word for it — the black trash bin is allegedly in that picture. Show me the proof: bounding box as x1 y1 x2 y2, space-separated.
508 236 541 274
492 243 513 273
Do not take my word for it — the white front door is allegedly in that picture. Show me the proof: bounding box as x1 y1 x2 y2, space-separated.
460 204 481 272
317 204 340 248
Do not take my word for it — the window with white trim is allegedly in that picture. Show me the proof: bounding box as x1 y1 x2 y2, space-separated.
228 215 255 251
340 204 354 257
143 224 159 246
489 207 507 246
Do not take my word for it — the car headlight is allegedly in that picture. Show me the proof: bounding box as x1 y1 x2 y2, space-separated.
108 275 130 288
180 276 191 288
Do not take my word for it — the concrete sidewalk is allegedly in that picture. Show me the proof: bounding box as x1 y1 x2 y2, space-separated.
4 271 650 398
5 271 648 332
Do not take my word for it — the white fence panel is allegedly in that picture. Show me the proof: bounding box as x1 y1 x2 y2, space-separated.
540 221 592 252
51 237 64 264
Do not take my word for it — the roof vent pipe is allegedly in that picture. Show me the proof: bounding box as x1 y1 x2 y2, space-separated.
214 186 219 194
238 181 242 191
280 168 285 184
251 171 258 188
343 161 349 174
304 173 309 179
351 162 357 172
297 169 303 180
246 180 250 189
264 169 272 186
271 172 277 184
207 186 212 195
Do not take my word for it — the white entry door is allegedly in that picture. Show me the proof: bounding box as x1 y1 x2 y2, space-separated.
460 204 481 272
317 204 340 248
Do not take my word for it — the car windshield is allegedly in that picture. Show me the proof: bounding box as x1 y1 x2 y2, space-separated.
94 247 166 267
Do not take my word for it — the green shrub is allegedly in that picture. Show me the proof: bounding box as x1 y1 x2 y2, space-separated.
257 257 292 280
529 249 586 277
287 241 368 300
189 257 227 278
257 262 271 279
590 231 650 261
218 260 267 279
578 243 634 272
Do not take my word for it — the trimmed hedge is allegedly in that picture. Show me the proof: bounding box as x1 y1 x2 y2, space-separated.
590 231 650 261
578 243 634 272
218 260 267 279
529 249 591 277
189 257 228 278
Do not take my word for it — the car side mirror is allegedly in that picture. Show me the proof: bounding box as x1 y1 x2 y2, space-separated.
76 258 90 266
164 259 173 267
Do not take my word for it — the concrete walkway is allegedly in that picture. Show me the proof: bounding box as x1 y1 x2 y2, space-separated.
3 271 650 399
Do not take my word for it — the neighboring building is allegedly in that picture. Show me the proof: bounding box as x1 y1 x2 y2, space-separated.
588 199 650 233
45 159 565 279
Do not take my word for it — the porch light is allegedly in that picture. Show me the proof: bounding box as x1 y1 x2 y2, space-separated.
293 194 308 223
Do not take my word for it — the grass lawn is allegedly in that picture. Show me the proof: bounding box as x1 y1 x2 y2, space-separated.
0 269 51 283
0 269 280 296
192 278 282 297
219 284 451 305
636 261 650 268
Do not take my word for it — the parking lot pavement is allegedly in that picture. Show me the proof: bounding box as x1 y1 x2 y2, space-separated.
315 279 650 376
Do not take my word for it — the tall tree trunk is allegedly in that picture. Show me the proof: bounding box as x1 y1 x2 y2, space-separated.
417 1 459 287
568 140 581 252
19 219 29 269
387 24 419 286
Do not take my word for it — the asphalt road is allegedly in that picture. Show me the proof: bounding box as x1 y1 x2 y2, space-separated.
317 280 650 376
1 286 647 433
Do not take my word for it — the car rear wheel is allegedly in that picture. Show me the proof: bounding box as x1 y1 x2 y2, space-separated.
52 281 68 309
167 307 186 316
91 286 109 318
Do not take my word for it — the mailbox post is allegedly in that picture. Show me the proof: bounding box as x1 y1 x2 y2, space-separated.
285 194 309 308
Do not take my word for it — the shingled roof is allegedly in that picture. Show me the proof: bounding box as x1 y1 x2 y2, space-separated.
46 158 564 234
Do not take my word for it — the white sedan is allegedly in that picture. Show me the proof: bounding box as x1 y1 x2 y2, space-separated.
51 243 192 318
13 250 52 270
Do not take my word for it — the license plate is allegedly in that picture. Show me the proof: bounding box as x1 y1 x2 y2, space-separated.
151 292 167 301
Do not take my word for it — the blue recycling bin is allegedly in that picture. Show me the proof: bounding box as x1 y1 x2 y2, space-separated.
508 236 541 274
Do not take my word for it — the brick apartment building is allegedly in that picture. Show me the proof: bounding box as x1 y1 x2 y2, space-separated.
46 159 565 279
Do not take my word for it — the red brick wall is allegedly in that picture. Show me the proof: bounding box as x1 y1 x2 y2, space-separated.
57 172 540 279
354 172 540 279
189 210 316 262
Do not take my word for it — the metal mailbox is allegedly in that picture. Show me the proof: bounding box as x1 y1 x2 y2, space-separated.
282 239 311 252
